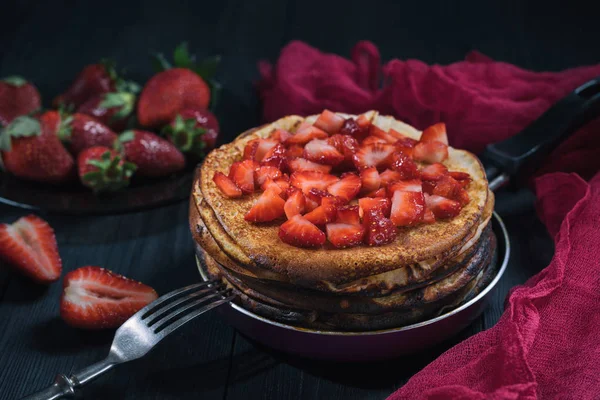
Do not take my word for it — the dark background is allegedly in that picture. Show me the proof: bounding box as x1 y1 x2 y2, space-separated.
0 1 597 399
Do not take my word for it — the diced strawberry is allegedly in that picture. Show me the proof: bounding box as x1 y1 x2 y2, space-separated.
288 157 333 174
359 167 381 194
327 174 362 201
244 187 286 222
328 134 359 169
395 144 415 158
359 197 391 218
255 166 282 186
432 175 462 199
274 178 290 194
305 196 320 212
449 171 471 181
355 113 372 130
290 171 339 194
422 180 436 194
352 143 395 170
303 139 344 166
326 223 365 248
365 187 387 198
420 163 448 181
389 151 419 179
362 136 388 146
313 110 344 135
363 208 397 246
243 139 278 162
425 194 461 219
395 137 418 148
260 143 287 170
339 118 368 141
369 124 397 143
294 121 312 133
270 128 292 142
286 145 305 159
423 206 436 224
321 196 347 210
336 205 360 225
213 172 242 198
390 190 425 226
305 188 331 205
229 159 258 194
284 190 306 219
420 122 448 145
413 141 449 163
304 204 337 226
456 187 470 206
285 125 328 145
387 179 422 196
379 169 404 187
279 215 326 248
260 177 283 195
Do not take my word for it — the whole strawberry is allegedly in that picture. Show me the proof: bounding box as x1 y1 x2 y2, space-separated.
78 146 136 192
76 80 140 131
117 130 185 177
162 108 219 157
53 63 116 109
58 113 117 155
0 111 75 184
0 76 41 126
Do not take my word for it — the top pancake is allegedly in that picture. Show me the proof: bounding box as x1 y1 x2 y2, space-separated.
195 112 490 284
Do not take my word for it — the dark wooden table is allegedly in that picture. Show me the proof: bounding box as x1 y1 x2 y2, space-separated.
0 1 596 399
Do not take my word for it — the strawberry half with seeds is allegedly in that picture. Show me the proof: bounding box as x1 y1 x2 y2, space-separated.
213 172 242 198
313 110 344 135
425 194 462 219
304 203 337 226
420 122 448 145
117 130 185 178
327 173 361 201
255 165 283 186
0 215 62 284
284 190 306 219
0 76 41 126
390 190 425 226
279 215 325 248
359 167 381 194
326 223 365 248
245 187 285 222
413 141 449 163
353 143 395 170
78 147 136 193
359 197 391 218
363 208 397 246
290 171 339 194
57 113 117 155
60 266 158 329
303 138 344 166
162 108 220 158
336 205 360 225
229 159 258 194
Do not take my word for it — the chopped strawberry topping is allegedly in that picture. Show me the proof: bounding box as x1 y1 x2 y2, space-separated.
420 122 448 145
362 136 388 146
279 215 326 248
369 124 397 143
365 187 387 198
290 171 339 194
270 128 292 142
359 167 381 194
449 171 471 181
256 166 283 186
339 118 368 141
304 204 337 226
244 187 285 222
303 139 345 166
285 125 328 145
229 159 258 194
284 190 306 219
260 177 283 195
326 223 365 248
390 190 425 226
359 197 391 218
389 151 419 179
425 194 461 219
328 134 359 169
313 110 345 135
286 145 305 159
288 157 333 174
353 143 395 170
363 208 397 246
321 196 347 210
336 205 360 225
413 141 449 163
387 179 422 196
423 206 436 224
305 188 331 205
420 163 448 181
214 172 242 198
244 139 278 162
327 174 362 201
379 169 404 187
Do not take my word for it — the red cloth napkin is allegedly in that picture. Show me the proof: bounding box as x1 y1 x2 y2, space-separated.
257 42 600 399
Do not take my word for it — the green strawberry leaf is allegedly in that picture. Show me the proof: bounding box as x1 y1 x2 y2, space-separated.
173 42 195 69
119 130 136 143
5 116 41 138
100 93 128 108
192 55 221 81
100 58 118 82
57 114 73 142
1 76 28 87
0 130 12 151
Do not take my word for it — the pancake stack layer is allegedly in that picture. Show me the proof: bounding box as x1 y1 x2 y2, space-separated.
190 113 497 331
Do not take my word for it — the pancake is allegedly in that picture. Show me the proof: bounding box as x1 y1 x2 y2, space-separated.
195 112 489 285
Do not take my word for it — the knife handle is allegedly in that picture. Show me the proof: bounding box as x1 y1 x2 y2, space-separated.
481 76 600 180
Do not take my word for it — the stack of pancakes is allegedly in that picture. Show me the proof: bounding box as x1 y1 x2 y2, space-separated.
189 113 497 331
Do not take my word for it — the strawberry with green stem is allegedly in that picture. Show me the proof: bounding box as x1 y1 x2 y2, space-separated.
57 112 118 155
0 76 41 126
117 130 185 177
162 108 220 158
78 146 137 193
77 79 140 131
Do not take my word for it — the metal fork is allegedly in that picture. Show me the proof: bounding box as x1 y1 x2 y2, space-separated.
21 280 235 400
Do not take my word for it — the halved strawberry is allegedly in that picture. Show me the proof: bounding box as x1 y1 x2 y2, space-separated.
313 110 344 135
285 125 328 145
379 169 404 187
290 171 339 194
286 145 305 160
213 172 242 198
389 151 419 179
243 139 278 162
363 208 397 246
326 223 365 248
352 143 395 170
362 136 388 146
420 122 448 145
0 215 62 284
303 139 344 166
425 194 461 219
256 165 283 186
366 187 387 198
244 187 286 222
328 134 359 169
359 167 381 194
420 163 448 181
270 128 292 142
284 190 306 219
413 141 449 163
387 179 422 196
339 118 368 141
359 197 391 218
279 215 326 248
229 159 258 194
336 205 360 225
327 174 361 201
60 266 158 329
304 203 337 226
390 190 425 227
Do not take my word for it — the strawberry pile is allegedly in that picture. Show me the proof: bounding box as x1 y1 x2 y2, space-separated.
0 42 221 194
214 111 472 248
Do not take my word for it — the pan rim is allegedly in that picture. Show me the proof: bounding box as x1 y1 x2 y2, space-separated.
197 211 510 336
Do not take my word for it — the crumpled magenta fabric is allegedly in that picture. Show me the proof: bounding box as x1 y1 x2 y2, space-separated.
257 41 600 399
258 41 600 179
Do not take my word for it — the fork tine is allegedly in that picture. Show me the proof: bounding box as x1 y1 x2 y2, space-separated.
145 283 226 326
152 288 233 333
139 280 219 319
155 292 236 338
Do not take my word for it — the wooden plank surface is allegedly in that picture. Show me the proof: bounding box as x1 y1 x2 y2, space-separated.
0 0 595 398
